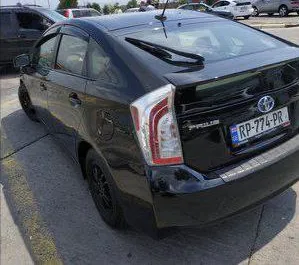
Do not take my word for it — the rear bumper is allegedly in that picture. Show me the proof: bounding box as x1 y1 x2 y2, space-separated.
120 134 299 235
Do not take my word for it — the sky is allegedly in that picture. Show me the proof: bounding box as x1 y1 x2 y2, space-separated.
0 0 131 9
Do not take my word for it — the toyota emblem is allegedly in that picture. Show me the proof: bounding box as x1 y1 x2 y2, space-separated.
257 96 275 113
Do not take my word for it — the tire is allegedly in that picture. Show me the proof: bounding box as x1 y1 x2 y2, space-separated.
252 6 259 17
18 85 39 122
244 15 250 19
268 13 274 16
85 149 126 228
279 5 289 17
297 11 299 15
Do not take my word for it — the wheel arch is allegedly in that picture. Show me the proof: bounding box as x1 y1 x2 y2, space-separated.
77 140 92 179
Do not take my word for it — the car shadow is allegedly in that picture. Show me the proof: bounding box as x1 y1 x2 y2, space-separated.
1 109 297 265
0 65 19 79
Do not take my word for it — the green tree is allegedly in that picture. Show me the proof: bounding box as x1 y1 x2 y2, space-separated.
57 0 78 9
102 4 110 14
178 0 188 5
126 0 138 9
91 2 101 13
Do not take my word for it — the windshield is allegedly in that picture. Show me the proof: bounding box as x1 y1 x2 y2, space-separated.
37 9 66 22
123 21 288 64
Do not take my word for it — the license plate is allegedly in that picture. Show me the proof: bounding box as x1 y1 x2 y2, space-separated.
230 107 290 147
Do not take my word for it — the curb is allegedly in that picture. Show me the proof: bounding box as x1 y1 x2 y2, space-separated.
249 23 299 29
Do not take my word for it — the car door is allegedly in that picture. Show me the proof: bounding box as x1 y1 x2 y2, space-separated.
260 0 273 12
14 10 49 55
26 33 60 127
47 26 89 156
0 10 19 64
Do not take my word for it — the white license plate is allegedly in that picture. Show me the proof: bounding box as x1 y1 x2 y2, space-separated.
230 107 290 146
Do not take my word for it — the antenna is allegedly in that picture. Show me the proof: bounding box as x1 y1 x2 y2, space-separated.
155 0 169 22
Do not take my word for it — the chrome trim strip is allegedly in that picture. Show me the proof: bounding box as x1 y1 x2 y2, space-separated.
220 134 299 182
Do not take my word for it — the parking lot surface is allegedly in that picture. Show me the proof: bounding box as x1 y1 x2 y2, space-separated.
243 13 299 26
1 28 299 265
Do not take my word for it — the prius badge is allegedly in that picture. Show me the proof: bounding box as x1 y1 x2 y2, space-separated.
257 96 275 113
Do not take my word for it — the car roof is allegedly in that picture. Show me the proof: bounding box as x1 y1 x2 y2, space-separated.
79 9 220 31
58 8 97 11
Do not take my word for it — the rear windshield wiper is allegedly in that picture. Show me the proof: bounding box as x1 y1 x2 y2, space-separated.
125 37 205 67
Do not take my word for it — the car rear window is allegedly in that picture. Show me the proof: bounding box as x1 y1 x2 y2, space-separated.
72 9 91 18
123 21 288 64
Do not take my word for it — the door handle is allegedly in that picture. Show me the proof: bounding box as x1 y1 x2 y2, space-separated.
40 82 47 91
69 93 81 107
18 34 26 39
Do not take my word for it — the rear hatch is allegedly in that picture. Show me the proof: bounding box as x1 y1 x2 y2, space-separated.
166 48 299 176
234 1 252 11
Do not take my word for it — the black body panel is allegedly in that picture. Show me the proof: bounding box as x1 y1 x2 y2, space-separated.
171 53 299 172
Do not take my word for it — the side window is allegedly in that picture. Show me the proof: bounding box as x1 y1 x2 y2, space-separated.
0 12 12 37
87 39 119 84
212 2 222 8
33 35 58 69
182 5 193 10
55 35 88 75
223 1 230 6
15 12 48 31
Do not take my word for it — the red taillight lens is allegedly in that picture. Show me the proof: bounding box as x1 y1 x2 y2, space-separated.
64 10 70 17
130 84 183 166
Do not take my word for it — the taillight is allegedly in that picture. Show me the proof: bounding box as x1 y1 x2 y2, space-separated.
130 84 183 166
64 10 70 17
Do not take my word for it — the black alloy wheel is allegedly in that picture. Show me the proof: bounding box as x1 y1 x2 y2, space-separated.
279 5 289 17
18 85 39 122
85 149 126 228
252 6 259 17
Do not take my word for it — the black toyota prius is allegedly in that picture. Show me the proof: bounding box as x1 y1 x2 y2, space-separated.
15 10 299 237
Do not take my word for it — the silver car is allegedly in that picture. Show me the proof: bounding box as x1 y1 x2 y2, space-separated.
252 0 299 17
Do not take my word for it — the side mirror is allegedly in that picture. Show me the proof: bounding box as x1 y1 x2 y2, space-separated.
14 54 30 68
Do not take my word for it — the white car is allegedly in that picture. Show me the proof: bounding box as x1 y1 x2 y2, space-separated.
212 0 254 19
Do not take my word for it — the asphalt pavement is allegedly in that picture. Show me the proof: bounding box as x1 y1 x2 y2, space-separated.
1 27 299 265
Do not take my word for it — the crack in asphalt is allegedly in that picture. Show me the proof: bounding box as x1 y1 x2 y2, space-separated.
0 133 49 162
248 205 265 265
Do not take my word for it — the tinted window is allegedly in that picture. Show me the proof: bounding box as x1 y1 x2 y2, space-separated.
72 10 92 18
212 1 222 8
33 35 58 68
87 39 119 84
56 35 88 75
124 21 287 64
90 10 101 16
0 12 12 37
181 5 193 10
36 9 66 22
16 12 48 31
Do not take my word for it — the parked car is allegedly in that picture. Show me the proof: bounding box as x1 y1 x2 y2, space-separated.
178 2 234 19
0 4 65 66
124 8 140 13
14 10 299 238
212 0 253 19
57 8 101 18
252 0 299 17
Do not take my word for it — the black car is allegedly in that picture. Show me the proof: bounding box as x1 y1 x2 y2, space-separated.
0 4 65 66
15 10 299 237
178 2 234 19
